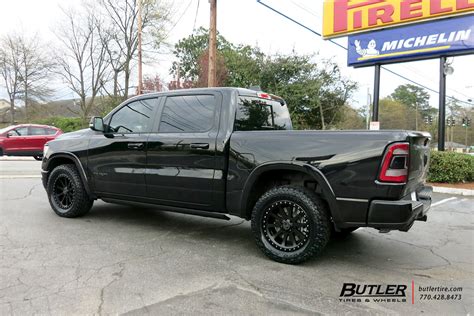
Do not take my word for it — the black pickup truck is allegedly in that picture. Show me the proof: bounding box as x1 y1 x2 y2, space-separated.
42 88 432 264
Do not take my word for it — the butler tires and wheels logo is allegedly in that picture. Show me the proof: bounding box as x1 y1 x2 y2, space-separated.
339 283 408 303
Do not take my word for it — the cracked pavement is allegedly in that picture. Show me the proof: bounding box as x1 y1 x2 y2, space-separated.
0 159 473 315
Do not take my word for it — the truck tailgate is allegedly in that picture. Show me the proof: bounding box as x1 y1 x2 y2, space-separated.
405 132 431 196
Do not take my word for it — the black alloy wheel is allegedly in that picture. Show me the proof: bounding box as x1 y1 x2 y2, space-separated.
251 185 331 264
262 200 310 252
52 174 76 210
47 164 93 218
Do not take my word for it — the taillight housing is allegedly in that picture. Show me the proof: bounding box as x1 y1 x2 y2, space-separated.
378 142 410 183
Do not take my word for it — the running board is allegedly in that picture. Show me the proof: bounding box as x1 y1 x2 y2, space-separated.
101 198 231 221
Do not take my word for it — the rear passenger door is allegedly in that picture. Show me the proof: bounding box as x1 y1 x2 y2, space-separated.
28 127 49 152
146 92 222 211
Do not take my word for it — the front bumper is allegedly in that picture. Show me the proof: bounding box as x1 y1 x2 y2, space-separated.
41 169 49 189
367 186 432 232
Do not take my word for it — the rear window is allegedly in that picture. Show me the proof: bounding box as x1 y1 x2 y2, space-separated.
30 127 47 135
235 96 292 131
46 128 57 135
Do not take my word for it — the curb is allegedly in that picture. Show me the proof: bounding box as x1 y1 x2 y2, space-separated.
432 186 474 196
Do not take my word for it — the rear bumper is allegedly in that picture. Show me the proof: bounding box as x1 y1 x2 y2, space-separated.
367 186 432 232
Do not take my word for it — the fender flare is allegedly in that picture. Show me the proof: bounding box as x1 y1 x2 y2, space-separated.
45 152 93 197
239 162 341 222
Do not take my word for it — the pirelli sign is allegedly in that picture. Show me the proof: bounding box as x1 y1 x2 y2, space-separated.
323 0 474 39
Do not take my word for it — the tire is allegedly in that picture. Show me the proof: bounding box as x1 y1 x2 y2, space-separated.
332 227 358 239
47 164 93 218
251 185 331 264
33 155 43 161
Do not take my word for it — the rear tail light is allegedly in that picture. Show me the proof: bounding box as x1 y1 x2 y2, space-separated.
378 142 410 183
257 92 271 100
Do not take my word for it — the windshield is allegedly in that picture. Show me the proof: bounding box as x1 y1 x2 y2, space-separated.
0 126 13 134
235 96 292 131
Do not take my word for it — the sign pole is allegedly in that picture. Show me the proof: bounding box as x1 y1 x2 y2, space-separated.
438 56 447 151
372 64 380 122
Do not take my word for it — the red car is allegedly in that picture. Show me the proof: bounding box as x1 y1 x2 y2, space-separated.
0 124 63 160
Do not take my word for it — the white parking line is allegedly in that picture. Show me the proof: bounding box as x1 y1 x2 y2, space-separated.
0 175 42 179
431 197 457 207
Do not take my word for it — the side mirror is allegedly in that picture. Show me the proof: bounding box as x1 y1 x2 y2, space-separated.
6 132 14 138
89 117 104 132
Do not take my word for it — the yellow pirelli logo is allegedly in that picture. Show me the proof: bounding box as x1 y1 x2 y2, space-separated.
323 0 474 39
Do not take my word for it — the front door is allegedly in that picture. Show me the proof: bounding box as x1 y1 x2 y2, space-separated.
88 97 159 198
3 126 29 154
146 93 221 211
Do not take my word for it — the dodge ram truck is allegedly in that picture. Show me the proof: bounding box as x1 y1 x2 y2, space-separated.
42 88 432 264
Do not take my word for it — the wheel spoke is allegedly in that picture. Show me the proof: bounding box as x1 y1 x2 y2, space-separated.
288 232 296 246
293 222 307 228
293 211 305 221
293 229 306 241
263 200 310 252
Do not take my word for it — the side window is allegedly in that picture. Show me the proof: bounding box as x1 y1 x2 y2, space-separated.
235 97 292 131
109 99 155 133
158 95 216 133
29 127 47 135
12 127 28 136
46 129 57 135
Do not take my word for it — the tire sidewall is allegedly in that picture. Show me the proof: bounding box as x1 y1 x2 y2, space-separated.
251 186 329 264
47 165 88 217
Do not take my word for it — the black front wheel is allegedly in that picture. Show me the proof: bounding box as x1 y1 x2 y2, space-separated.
47 164 93 218
251 185 331 264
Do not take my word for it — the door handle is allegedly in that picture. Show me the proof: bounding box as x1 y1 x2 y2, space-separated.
190 143 209 149
127 143 144 150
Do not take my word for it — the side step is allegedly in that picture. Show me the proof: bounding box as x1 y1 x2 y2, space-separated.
102 198 231 221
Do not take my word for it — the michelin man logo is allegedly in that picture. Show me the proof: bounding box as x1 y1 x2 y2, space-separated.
355 39 380 57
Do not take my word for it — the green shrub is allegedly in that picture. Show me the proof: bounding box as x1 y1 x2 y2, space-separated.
33 117 86 133
428 151 474 183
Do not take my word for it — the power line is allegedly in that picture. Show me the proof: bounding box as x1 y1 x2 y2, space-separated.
256 0 473 107
193 0 201 32
167 0 193 36
286 0 472 102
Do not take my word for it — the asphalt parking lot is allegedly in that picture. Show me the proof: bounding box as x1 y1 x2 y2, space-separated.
0 158 473 315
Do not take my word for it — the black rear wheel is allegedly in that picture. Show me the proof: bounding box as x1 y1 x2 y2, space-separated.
251 185 331 264
47 164 93 218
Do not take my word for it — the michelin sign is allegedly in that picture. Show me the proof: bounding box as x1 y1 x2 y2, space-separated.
348 15 474 67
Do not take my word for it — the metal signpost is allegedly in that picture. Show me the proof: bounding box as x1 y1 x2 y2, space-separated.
323 1 474 150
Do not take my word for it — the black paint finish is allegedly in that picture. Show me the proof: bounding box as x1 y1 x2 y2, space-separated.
41 88 431 230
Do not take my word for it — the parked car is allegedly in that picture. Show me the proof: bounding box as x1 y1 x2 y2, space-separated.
41 88 432 264
0 124 63 160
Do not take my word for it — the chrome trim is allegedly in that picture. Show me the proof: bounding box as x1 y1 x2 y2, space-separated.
375 180 406 186
336 197 369 203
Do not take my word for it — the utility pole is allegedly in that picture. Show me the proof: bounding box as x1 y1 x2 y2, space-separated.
208 0 217 87
137 0 143 95
438 57 447 151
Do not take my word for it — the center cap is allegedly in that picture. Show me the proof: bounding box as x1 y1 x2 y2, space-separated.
282 220 292 231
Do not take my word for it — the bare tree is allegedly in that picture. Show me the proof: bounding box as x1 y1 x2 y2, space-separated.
0 35 22 124
55 8 111 123
18 34 55 121
98 0 171 99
